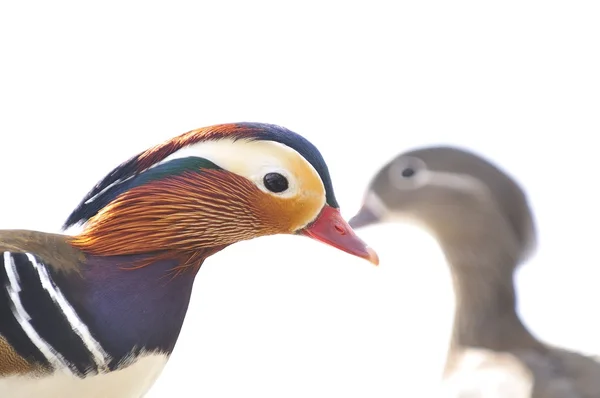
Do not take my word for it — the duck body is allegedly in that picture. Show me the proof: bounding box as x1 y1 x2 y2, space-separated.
0 123 378 397
442 346 600 397
1 232 178 398
350 146 600 397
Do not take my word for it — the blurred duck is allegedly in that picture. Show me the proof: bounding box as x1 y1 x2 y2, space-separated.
349 146 600 397
0 122 378 398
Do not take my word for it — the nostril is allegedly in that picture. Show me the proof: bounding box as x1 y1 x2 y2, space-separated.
334 224 345 235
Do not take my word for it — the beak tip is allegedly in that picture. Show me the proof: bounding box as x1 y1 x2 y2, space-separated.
302 205 380 266
366 246 379 266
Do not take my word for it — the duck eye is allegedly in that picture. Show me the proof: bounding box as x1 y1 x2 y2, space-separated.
263 172 289 193
401 167 416 178
388 156 428 190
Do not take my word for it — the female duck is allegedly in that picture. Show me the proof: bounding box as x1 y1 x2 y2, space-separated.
350 146 600 397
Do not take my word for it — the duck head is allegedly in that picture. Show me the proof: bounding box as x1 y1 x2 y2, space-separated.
349 146 536 264
65 122 378 271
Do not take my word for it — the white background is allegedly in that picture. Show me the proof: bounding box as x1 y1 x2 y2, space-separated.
1 1 599 397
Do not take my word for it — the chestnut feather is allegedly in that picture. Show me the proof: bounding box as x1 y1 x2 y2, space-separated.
69 168 313 271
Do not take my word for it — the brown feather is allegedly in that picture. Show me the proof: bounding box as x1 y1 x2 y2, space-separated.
0 230 84 274
0 335 42 376
69 169 315 270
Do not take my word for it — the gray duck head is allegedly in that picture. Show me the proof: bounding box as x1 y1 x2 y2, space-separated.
349 146 537 266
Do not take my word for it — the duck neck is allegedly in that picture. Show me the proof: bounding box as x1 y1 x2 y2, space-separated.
439 237 539 357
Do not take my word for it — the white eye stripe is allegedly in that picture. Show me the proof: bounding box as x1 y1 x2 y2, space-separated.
157 138 300 197
388 155 488 196
144 136 327 230
427 171 490 195
156 137 325 202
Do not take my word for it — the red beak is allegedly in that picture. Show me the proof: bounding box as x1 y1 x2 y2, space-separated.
300 205 379 265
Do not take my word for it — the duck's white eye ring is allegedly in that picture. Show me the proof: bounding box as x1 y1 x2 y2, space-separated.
263 172 289 193
388 156 430 189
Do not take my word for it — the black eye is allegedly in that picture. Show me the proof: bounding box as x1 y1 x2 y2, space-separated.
401 167 416 178
263 172 289 193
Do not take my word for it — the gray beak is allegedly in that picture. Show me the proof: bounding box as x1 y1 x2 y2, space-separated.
348 205 380 229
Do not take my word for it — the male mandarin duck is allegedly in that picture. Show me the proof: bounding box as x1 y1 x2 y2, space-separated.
0 122 378 398
349 146 600 397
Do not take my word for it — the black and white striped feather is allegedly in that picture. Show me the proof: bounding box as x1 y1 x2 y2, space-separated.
0 251 110 377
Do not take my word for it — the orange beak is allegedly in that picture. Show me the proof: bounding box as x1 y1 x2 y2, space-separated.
299 205 379 265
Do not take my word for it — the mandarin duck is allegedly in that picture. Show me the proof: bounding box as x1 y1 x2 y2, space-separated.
0 122 378 398
349 146 600 397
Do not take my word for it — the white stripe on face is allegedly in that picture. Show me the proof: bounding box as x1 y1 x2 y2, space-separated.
427 171 489 195
159 137 325 199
